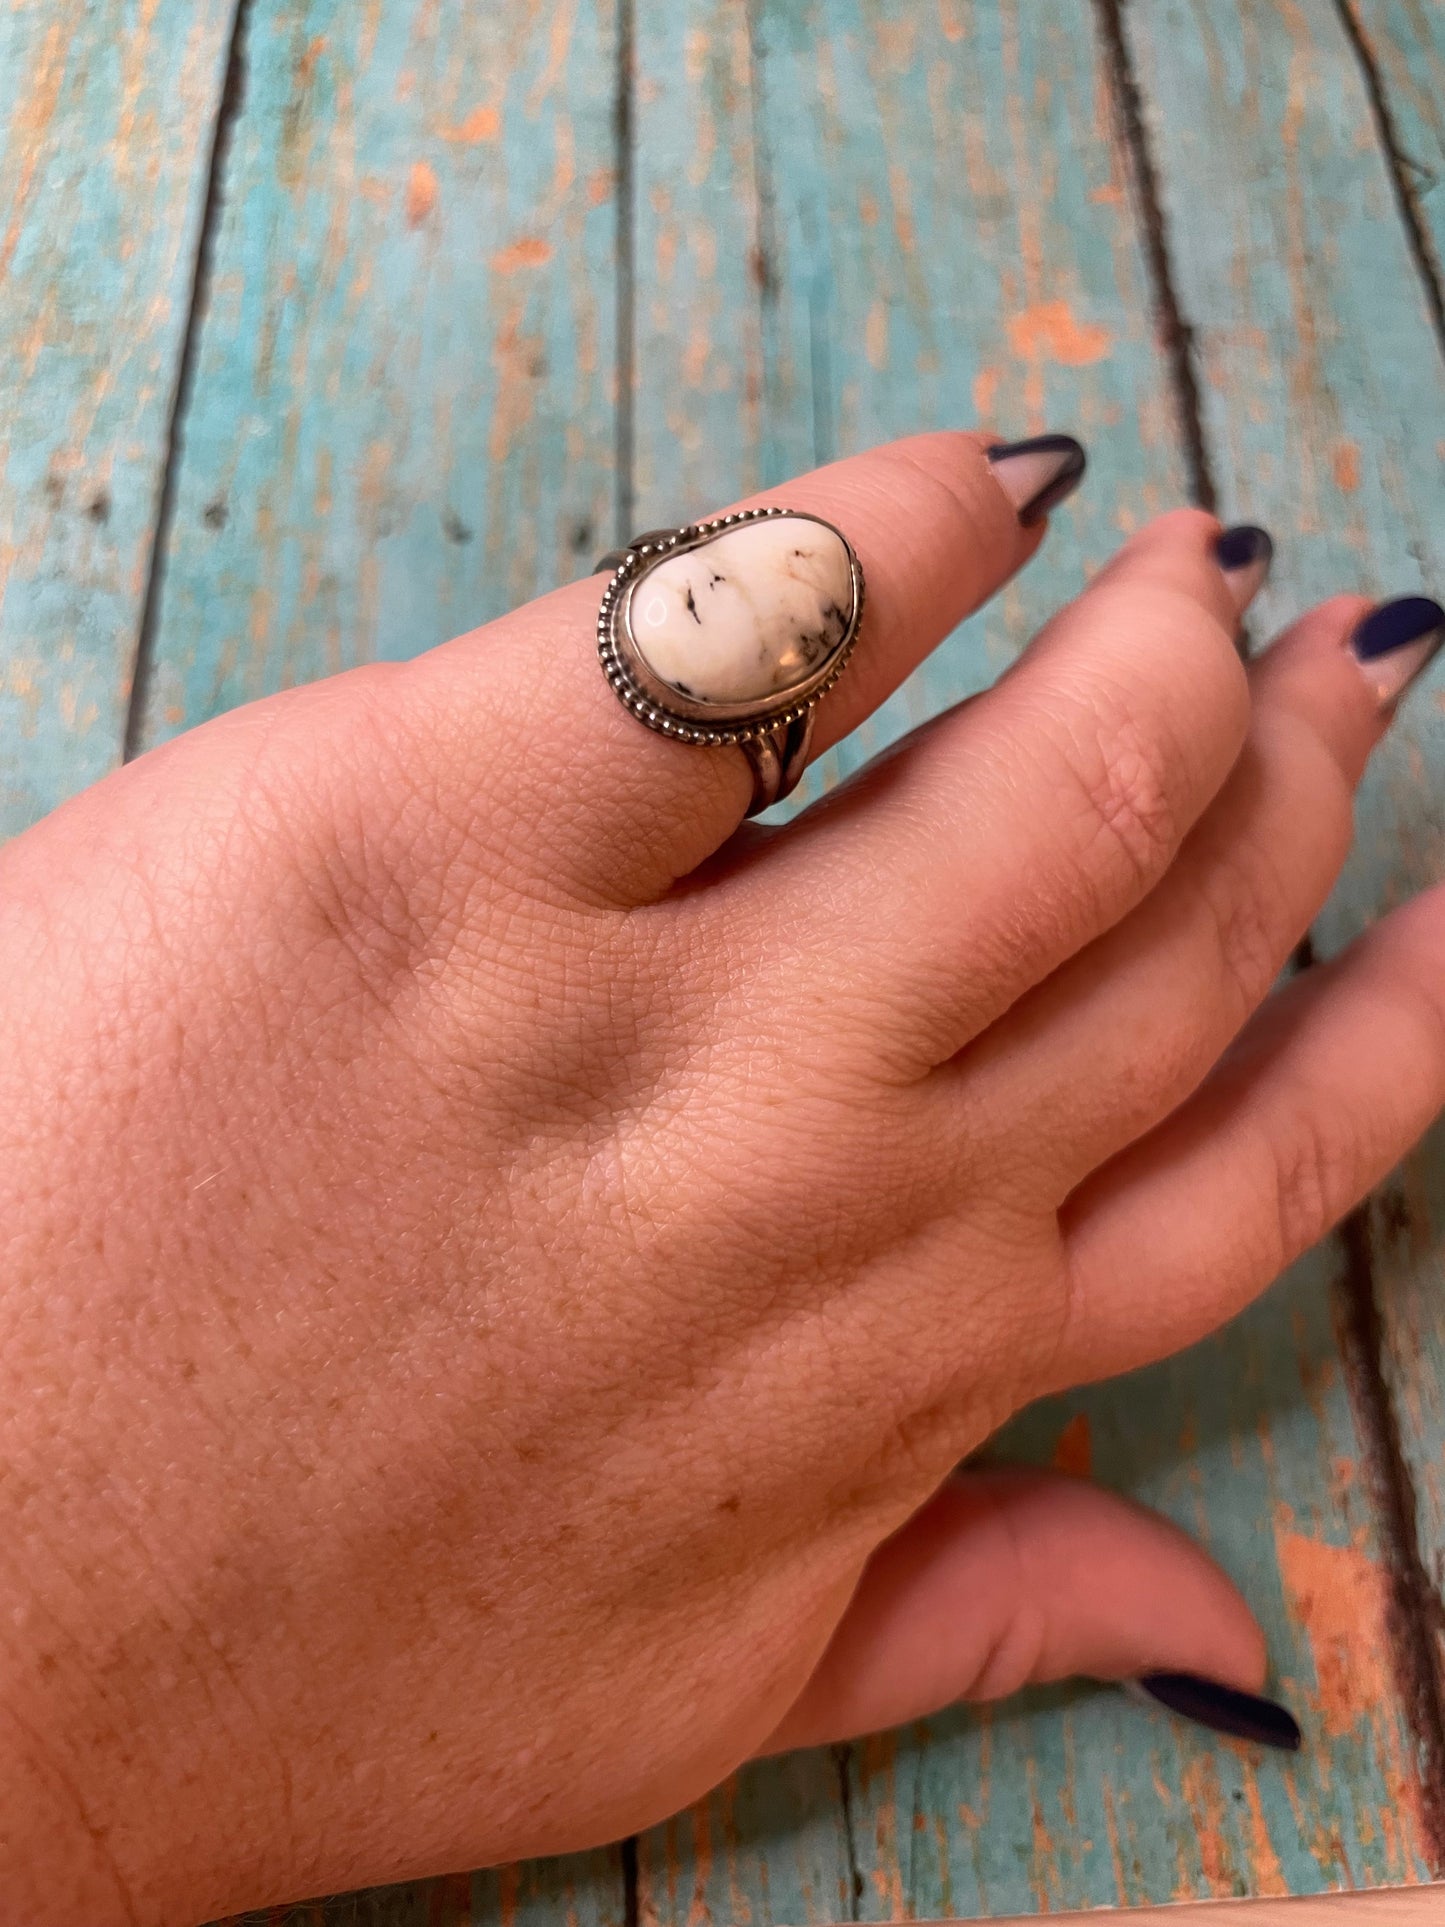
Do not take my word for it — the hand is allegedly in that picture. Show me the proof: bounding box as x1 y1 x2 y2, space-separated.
2 433 1441 1926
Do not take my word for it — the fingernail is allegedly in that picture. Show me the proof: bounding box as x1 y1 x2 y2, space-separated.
986 434 1087 527
1131 1673 1302 1752
1350 595 1445 708
1215 524 1273 616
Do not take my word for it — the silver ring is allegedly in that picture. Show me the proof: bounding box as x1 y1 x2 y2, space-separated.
595 507 865 816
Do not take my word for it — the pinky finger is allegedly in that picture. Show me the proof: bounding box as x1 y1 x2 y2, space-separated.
1059 884 1445 1383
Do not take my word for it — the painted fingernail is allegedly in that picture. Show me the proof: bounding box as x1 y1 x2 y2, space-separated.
1215 524 1274 616
1350 595 1445 708
986 434 1088 527
1132 1673 1302 1752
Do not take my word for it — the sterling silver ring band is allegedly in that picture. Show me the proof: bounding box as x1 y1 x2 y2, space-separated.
594 508 865 816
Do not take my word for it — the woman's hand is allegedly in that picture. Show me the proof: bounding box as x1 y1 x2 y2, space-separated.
3 433 1442 1926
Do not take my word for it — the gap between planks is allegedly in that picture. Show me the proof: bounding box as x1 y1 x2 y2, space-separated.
1332 0 1445 362
1090 0 1216 513
123 0 254 762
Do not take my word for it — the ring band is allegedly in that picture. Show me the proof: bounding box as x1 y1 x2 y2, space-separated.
595 508 865 816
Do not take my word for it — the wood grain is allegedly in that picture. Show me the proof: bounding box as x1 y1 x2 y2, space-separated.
132 0 620 749
0 0 235 834
632 0 1190 819
1346 0 1445 287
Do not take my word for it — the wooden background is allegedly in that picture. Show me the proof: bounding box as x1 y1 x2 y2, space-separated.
4 0 1445 1919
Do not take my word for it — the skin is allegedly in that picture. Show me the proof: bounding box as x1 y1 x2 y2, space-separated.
1 432 1442 1925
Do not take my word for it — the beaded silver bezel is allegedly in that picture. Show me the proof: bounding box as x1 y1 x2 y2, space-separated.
597 507 865 746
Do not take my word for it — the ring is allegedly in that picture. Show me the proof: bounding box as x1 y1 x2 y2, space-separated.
595 508 866 815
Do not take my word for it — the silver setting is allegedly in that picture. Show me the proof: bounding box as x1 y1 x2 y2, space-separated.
596 507 866 763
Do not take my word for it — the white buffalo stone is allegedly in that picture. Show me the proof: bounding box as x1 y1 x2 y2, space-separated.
628 518 853 705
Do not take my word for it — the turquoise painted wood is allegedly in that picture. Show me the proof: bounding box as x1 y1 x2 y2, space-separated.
1349 0 1445 276
632 0 1192 819
1128 0 1445 1840
134 0 620 749
628 0 807 527
0 0 235 832
751 0 1188 805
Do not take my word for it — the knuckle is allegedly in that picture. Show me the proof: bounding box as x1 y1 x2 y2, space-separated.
1064 688 1183 900
1201 732 1356 1020
1200 847 1292 1020
1268 1108 1352 1266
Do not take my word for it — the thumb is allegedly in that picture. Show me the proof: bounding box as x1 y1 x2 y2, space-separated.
762 1466 1299 1755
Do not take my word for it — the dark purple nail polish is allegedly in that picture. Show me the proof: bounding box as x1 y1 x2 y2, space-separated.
1215 524 1273 574
1135 1672 1302 1752
986 434 1088 526
1350 595 1445 708
1214 524 1274 615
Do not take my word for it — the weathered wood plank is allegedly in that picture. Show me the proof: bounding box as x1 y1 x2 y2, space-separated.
632 0 1189 816
0 0 235 834
1127 0 1445 1872
133 0 620 748
1345 0 1445 284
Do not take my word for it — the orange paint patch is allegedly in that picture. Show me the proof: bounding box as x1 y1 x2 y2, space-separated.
439 105 500 144
682 323 710 389
586 167 613 207
492 237 553 275
1050 1411 1092 1479
1241 1772 1287 1896
1102 1782 1129 1904
1179 1754 1235 1897
1333 440 1361 492
1007 299 1113 367
1275 1529 1391 1737
865 299 889 371
1025 1758 1064 1911
972 364 1001 422
296 36 326 87
405 161 438 227
0 15 66 282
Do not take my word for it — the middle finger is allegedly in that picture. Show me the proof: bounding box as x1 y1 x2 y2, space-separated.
730 510 1252 1072
945 588 1401 1201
